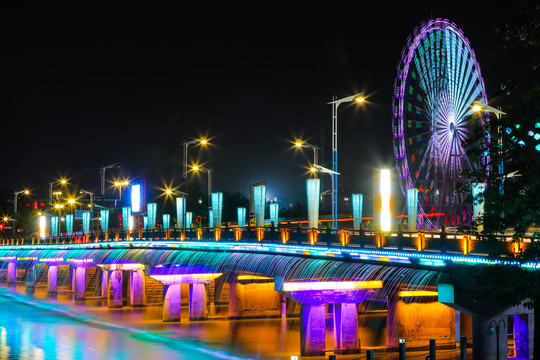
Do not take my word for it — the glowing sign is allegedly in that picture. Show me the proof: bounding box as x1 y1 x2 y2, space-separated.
380 169 391 231
283 280 382 292
131 184 141 212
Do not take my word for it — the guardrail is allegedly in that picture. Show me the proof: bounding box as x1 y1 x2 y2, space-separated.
0 226 530 258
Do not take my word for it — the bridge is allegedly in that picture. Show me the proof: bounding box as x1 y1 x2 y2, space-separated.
0 228 535 359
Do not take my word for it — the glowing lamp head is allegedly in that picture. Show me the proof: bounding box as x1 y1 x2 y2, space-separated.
165 189 172 195
310 167 317 173
355 96 365 103
200 139 208 145
60 179 67 185
295 142 303 147
68 198 75 204
3 217 7 222
192 166 199 171
24 190 29 195
472 104 482 112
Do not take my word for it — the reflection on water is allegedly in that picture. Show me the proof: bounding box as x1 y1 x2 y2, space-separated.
0 285 464 360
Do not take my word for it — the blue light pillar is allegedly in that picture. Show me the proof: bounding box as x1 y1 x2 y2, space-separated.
406 188 418 231
82 211 90 235
147 203 157 230
122 207 131 231
212 192 223 229
306 179 320 229
186 212 192 229
100 209 109 233
163 214 170 229
352 194 363 230
237 207 246 228
253 185 266 227
269 203 279 228
176 197 186 228
66 214 73 235
51 216 59 237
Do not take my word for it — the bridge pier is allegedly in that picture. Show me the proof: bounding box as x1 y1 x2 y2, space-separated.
7 259 17 285
108 268 123 308
47 265 58 294
280 279 382 356
150 268 222 322
130 269 146 307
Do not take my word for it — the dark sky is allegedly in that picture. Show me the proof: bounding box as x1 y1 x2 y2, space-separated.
1 4 522 207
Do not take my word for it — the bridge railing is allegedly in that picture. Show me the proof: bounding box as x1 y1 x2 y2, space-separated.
0 226 529 258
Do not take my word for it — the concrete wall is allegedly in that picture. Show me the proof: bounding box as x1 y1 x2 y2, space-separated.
229 281 281 318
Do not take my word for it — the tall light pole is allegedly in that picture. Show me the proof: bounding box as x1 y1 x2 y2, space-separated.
100 163 119 198
181 138 208 185
13 189 29 238
192 165 213 226
48 179 67 205
295 141 320 177
327 93 365 229
472 101 507 232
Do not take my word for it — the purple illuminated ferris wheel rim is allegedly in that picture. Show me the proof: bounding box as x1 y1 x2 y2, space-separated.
392 19 487 228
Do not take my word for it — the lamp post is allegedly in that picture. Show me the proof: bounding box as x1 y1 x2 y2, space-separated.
99 163 119 201
181 138 208 185
295 141 320 178
472 101 507 232
487 319 506 360
48 179 67 205
80 188 94 234
192 165 213 226
327 93 365 229
13 189 29 238
113 180 130 205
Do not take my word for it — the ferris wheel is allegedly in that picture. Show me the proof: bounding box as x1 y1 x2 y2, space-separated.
392 19 488 229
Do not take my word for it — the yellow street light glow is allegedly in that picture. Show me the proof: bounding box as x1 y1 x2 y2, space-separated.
200 139 208 145
54 204 64 209
192 165 200 171
354 95 366 103
398 290 438 297
24 190 29 195
295 142 303 147
68 198 75 204
283 280 382 292
310 167 317 172
165 189 173 195
471 104 482 112
60 179 67 185
3 217 8 222
380 169 391 231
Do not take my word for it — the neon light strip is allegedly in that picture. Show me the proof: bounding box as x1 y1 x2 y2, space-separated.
398 290 438 297
237 275 273 280
283 280 382 292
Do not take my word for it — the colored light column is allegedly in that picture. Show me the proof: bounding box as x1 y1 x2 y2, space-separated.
253 185 266 227
176 197 186 228
66 214 73 235
51 216 59 237
100 209 109 233
39 215 46 238
82 211 91 234
406 188 418 231
380 169 391 231
212 192 223 229
147 203 157 229
163 214 170 229
122 207 131 231
186 212 192 229
352 194 363 230
306 179 320 229
237 207 246 228
269 203 279 227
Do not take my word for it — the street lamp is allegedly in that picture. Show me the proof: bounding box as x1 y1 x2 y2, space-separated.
295 141 320 178
327 93 366 229
181 138 209 184
472 101 507 231
192 165 213 226
48 179 67 205
99 163 120 199
13 189 29 238
113 180 130 204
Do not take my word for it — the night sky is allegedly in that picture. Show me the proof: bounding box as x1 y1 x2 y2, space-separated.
1 4 522 209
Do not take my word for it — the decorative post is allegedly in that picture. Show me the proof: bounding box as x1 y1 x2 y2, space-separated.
147 203 157 229
406 188 418 232
176 196 186 228
162 214 170 229
212 192 223 229
100 209 109 233
269 203 279 228
306 179 320 229
352 194 363 230
253 185 266 227
122 207 131 231
237 207 246 228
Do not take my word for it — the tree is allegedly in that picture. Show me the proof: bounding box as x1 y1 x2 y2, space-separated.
461 2 540 358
